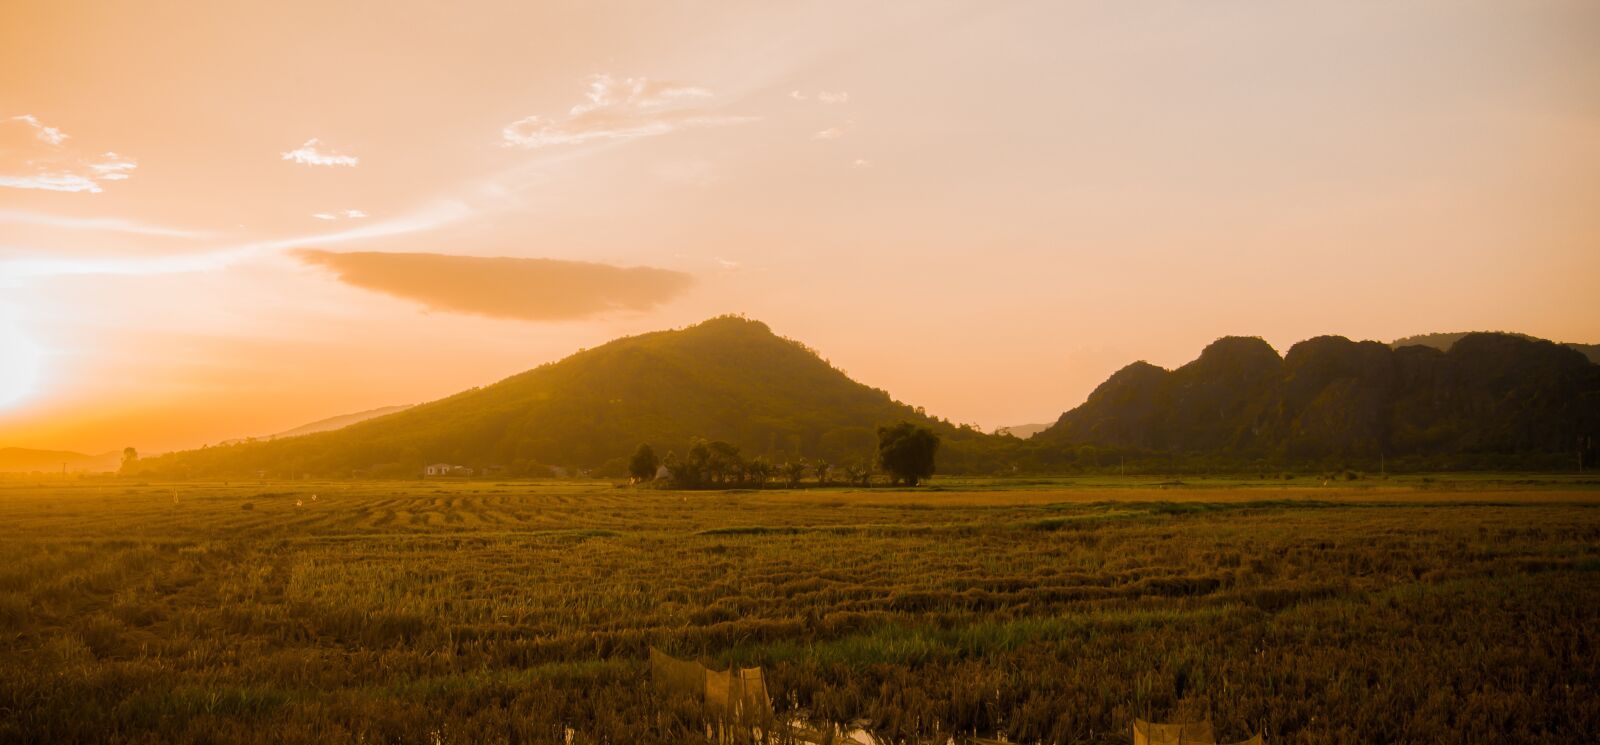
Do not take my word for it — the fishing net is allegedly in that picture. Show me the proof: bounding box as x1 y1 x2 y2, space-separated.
649 646 705 701
649 647 774 725
1133 718 1216 745
1132 719 1262 745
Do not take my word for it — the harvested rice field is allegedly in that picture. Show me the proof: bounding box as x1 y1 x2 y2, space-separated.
1 477 1597 744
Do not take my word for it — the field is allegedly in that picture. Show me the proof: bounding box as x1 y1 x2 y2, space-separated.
1 476 1597 744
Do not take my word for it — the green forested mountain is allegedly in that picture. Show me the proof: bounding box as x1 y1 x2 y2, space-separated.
131 322 1600 479
133 316 994 478
1036 332 1600 469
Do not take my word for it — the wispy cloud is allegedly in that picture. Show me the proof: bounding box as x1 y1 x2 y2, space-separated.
1 200 472 280
89 153 137 181
502 74 756 149
1 116 138 193
571 75 714 113
852 158 872 168
0 210 211 238
813 118 857 141
10 115 67 145
0 173 104 193
295 249 695 321
311 209 367 221
281 138 359 167
789 90 849 104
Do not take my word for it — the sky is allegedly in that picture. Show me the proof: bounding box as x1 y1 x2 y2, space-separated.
2 0 1598 454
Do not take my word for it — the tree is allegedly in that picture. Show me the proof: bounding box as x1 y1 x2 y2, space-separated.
682 440 713 487
120 447 139 474
707 441 743 485
877 421 940 486
746 457 774 487
783 460 808 488
812 460 831 486
628 443 659 482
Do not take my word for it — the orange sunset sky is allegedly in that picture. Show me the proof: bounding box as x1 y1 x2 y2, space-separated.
3 1 1599 455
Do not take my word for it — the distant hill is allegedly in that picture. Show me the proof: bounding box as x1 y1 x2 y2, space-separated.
134 316 995 478
128 322 1600 479
1038 332 1600 468
269 405 415 441
1394 331 1600 365
994 423 1051 439
0 447 120 474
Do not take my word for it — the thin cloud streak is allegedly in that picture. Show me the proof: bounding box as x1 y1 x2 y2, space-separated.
0 211 213 238
281 138 359 167
788 90 849 104
89 156 136 180
502 74 757 149
1 116 138 193
0 200 473 280
310 209 368 221
0 174 104 193
10 115 67 145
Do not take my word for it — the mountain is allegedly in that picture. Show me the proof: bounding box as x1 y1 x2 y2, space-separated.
1394 331 1600 365
222 405 414 444
124 322 1600 479
133 316 996 478
0 447 121 473
1041 336 1283 453
1038 332 1600 468
994 423 1051 439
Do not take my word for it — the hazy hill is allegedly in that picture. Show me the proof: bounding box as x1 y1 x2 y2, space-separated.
1394 331 1600 365
0 447 120 473
993 423 1051 439
1039 332 1600 467
126 322 1600 479
134 316 993 478
221 405 414 444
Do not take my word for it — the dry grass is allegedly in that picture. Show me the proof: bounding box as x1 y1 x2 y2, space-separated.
0 478 1596 744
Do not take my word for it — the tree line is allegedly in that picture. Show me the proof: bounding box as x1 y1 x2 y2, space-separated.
628 421 940 489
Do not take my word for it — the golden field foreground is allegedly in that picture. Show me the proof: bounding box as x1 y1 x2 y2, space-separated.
1 476 1597 744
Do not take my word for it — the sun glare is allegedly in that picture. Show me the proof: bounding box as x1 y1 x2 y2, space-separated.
0 323 44 409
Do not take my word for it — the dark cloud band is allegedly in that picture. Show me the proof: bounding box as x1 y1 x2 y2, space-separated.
295 250 694 321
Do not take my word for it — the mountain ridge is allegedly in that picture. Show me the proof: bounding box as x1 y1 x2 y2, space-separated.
1039 331 1600 468
1393 331 1600 365
217 404 416 446
0 447 121 473
133 316 995 478
128 320 1600 478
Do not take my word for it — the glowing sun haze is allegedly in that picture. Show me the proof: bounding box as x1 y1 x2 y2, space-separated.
2 1 1598 453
